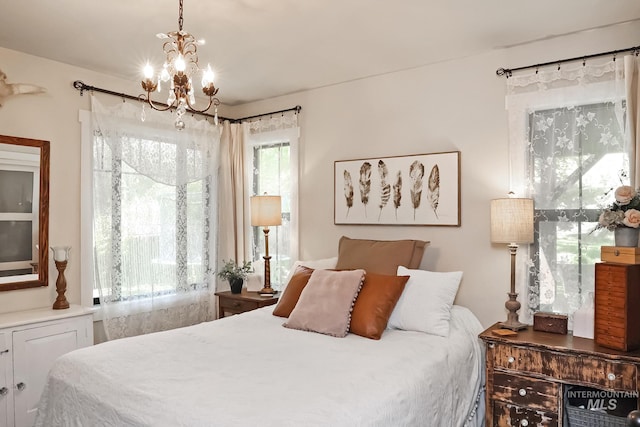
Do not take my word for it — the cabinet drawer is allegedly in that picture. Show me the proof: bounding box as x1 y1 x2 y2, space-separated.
492 372 558 412
219 298 259 313
493 401 558 427
492 343 637 390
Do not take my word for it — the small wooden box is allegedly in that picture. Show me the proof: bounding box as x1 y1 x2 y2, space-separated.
533 312 568 334
601 246 640 264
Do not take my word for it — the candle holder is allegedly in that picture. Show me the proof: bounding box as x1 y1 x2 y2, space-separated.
51 246 71 310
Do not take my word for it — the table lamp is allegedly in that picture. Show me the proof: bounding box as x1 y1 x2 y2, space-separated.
251 195 282 295
490 197 534 330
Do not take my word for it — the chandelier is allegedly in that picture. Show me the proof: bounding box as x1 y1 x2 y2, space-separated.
141 0 219 130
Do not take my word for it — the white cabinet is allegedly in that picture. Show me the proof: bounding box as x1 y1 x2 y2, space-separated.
0 306 93 427
0 333 8 427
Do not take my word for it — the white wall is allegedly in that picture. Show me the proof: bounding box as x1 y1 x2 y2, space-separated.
0 21 638 328
226 21 640 328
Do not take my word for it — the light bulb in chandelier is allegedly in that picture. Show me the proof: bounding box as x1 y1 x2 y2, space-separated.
202 64 215 87
143 63 154 80
175 54 186 72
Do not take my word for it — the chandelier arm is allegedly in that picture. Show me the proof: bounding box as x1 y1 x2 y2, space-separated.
184 96 215 114
142 94 177 112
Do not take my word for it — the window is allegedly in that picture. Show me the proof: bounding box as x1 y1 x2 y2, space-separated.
525 102 627 317
506 61 630 323
245 123 299 289
92 135 212 303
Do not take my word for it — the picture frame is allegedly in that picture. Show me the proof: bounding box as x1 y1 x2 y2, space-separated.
334 151 460 226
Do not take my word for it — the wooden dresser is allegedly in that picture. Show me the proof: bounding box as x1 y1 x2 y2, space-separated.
480 323 640 426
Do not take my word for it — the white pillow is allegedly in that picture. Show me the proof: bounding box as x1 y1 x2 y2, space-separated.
388 266 463 337
282 257 338 290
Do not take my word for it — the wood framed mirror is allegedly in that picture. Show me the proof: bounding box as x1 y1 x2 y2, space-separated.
0 135 49 291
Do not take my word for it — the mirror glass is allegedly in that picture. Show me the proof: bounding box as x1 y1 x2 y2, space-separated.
0 135 49 291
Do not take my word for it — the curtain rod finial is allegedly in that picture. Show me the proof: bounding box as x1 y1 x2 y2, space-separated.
496 68 512 78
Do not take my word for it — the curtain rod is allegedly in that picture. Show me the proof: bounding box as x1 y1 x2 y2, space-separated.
72 80 301 123
72 80 229 121
238 105 302 122
496 44 640 77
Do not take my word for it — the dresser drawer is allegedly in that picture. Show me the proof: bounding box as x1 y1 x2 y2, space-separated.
492 372 558 412
219 298 259 313
493 401 558 427
492 343 637 390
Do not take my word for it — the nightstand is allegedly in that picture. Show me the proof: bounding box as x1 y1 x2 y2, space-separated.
480 323 640 426
215 290 279 318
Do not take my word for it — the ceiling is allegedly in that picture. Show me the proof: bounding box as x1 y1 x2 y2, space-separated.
1 1 639 106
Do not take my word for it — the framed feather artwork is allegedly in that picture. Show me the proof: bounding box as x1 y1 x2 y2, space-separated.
334 151 460 226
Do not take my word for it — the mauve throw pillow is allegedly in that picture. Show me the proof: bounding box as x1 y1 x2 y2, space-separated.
350 272 409 340
272 265 314 318
284 269 365 337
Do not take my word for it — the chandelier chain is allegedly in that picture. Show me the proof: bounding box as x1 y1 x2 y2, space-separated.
178 0 184 31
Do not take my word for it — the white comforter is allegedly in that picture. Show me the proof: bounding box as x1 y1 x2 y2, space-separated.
35 305 484 427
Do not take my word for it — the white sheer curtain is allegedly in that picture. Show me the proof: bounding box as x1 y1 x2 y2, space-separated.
90 96 220 340
505 55 639 322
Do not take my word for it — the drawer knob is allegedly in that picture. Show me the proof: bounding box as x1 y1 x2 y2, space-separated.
0 387 7 396
16 382 26 391
519 388 527 397
488 343 495 349
607 373 616 381
520 419 529 426
508 356 515 364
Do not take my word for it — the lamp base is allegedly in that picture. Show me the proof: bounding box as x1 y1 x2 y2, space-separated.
498 319 528 331
259 287 276 295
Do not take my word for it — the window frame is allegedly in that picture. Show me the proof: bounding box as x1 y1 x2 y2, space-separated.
245 127 299 289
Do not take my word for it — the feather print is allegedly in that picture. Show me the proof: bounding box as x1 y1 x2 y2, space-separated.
409 160 424 220
343 170 354 217
427 164 440 219
377 160 391 221
359 162 372 217
393 171 402 220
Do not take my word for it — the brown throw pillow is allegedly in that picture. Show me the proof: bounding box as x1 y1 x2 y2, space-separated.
335 236 428 275
272 265 314 318
350 273 409 340
284 269 365 337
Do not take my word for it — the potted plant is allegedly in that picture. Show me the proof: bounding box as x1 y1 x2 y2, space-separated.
217 259 252 294
596 185 640 247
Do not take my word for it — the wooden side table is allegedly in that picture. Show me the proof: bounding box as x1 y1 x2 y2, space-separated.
215 290 278 318
480 323 640 426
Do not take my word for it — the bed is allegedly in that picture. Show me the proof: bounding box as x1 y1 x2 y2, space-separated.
35 303 484 427
36 237 486 426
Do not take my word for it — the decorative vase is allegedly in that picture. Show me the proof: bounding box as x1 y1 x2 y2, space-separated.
614 226 640 247
229 277 244 294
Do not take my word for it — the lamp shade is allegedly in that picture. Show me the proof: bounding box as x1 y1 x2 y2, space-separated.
251 195 282 227
490 198 534 244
